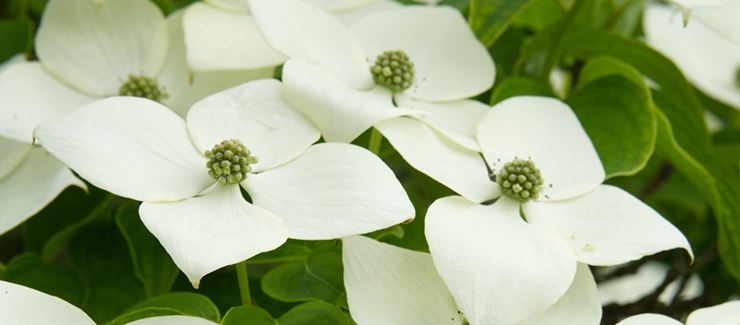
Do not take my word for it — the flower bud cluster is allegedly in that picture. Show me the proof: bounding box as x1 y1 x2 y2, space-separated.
370 50 415 92
119 74 168 103
205 139 258 184
496 158 544 202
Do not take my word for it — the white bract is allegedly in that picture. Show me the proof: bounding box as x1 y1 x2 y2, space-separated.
644 1 740 109
0 280 217 325
598 261 703 306
615 301 740 325
342 235 602 325
424 96 693 325
34 79 414 288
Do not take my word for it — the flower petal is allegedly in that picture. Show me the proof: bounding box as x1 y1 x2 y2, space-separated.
0 148 85 235
245 143 414 239
0 280 96 325
161 9 275 117
307 0 378 12
182 3 285 72
140 184 288 288
0 137 31 181
598 261 703 306
333 0 402 27
395 93 488 151
644 3 740 108
187 79 320 172
0 62 96 144
687 301 740 325
36 0 168 96
615 314 682 325
518 263 601 325
204 0 249 11
342 235 461 325
352 6 495 101
282 59 415 143
523 185 693 266
426 196 577 325
34 97 212 202
247 0 373 89
125 315 218 325
477 96 605 201
375 117 499 204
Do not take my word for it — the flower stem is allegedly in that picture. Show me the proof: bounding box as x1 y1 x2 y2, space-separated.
236 261 252 306
368 127 383 155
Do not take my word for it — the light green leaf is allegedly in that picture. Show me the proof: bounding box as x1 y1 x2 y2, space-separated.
0 253 86 307
366 225 404 242
221 306 277 325
468 0 537 47
575 55 644 92
278 301 349 325
490 76 554 105
130 292 220 322
261 243 343 303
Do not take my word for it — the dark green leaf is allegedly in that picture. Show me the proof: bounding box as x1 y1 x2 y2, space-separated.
115 202 179 297
222 306 276 325
104 308 183 325
511 0 564 32
130 292 220 322
490 76 554 105
469 0 536 47
278 301 349 325
261 242 343 303
248 241 311 265
150 0 175 15
0 253 85 307
0 18 32 63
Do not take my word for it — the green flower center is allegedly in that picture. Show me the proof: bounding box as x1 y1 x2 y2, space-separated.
496 158 544 202
370 50 415 92
205 139 258 184
119 74 168 103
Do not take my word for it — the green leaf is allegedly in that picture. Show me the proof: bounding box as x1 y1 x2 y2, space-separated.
261 242 343 303
366 225 404 242
222 306 277 325
490 76 554 105
104 308 183 325
511 0 564 32
567 76 656 178
575 55 644 91
0 18 32 63
115 202 179 297
468 0 537 47
23 187 112 262
248 240 311 265
278 301 349 325
0 253 86 307
150 0 175 15
130 292 220 322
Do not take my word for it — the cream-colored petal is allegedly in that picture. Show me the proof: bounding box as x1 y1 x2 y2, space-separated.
0 280 95 325
333 0 402 27
0 136 31 181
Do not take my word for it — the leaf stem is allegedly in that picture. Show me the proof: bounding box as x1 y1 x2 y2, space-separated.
368 127 383 155
236 261 252 306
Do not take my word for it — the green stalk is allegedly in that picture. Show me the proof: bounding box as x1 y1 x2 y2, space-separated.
236 261 252 306
368 127 383 155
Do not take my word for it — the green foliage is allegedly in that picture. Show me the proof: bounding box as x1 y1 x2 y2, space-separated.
222 306 277 325
1 253 85 307
278 301 350 325
0 18 32 62
490 76 554 105
469 0 537 47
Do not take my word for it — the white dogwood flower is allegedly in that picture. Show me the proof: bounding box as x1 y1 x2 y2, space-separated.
34 79 414 288
424 96 693 325
342 235 602 325
615 301 740 325
0 280 216 325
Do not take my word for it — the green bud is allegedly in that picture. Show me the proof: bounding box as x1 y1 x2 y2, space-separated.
495 158 544 202
370 50 415 92
205 139 257 184
119 74 168 103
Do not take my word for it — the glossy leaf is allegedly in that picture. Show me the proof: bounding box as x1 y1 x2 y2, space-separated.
469 0 537 47
105 308 183 325
221 306 276 325
130 292 220 322
490 76 555 105
278 301 349 325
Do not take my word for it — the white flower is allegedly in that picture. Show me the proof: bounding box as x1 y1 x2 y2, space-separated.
615 301 740 325
643 1 740 109
598 261 703 306
341 235 602 325
424 96 693 325
34 79 414 288
0 280 216 325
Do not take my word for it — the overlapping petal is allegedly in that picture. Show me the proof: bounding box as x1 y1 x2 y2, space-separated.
426 196 577 325
0 137 31 181
477 96 605 201
352 6 495 101
342 235 461 325
34 97 212 202
523 185 693 266
204 0 249 11
307 0 378 12
126 316 218 325
140 184 288 288
244 143 414 239
35 0 168 96
687 301 740 325
375 118 498 203
0 62 95 144
616 314 682 325
248 0 373 89
281 59 415 143
0 280 95 325
182 3 285 72
334 0 402 26
186 79 320 172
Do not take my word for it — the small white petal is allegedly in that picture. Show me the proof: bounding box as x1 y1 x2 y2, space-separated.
0 62 96 144
140 184 288 288
333 0 402 27
182 3 285 72
282 59 415 143
187 79 320 172
687 301 740 325
477 96 605 201
34 97 212 202
0 148 85 235
125 315 218 325
523 185 693 266
0 280 96 325
342 235 461 325
245 143 414 240
204 0 249 11
395 93 489 151
307 0 378 12
375 117 499 204
426 196 577 325
519 263 601 325
352 6 495 101
36 0 168 96
0 136 31 181
248 0 373 89
615 314 682 325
